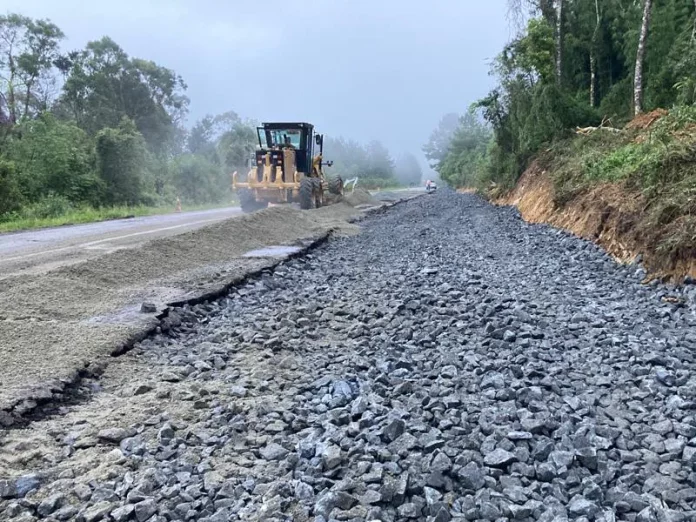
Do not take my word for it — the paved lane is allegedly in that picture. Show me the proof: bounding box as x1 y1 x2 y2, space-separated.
0 207 242 277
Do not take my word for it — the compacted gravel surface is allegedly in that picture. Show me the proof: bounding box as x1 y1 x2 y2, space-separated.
2 191 696 522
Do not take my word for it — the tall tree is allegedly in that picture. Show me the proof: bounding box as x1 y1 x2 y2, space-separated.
365 140 395 180
634 0 654 115
217 121 257 171
187 115 217 157
423 113 461 170
60 37 188 152
324 136 397 184
0 14 64 124
17 18 64 118
95 117 149 205
554 0 564 85
590 0 601 107
0 14 26 124
434 111 492 188
187 111 257 168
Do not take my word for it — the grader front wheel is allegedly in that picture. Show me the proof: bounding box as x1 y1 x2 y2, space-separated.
299 178 314 210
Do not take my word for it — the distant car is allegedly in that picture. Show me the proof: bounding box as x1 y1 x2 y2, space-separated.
426 180 437 193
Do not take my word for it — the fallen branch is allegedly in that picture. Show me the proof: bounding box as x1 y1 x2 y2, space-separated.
576 126 622 135
576 116 622 135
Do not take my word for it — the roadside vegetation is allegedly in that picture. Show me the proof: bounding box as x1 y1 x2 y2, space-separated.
0 200 237 234
0 14 411 232
424 0 696 270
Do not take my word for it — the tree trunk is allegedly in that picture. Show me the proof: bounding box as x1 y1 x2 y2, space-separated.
23 80 34 120
7 55 17 124
590 56 597 107
634 0 653 116
590 0 600 107
555 0 564 85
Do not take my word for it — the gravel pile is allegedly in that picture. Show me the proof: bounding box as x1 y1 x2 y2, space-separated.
2 191 696 522
344 188 380 207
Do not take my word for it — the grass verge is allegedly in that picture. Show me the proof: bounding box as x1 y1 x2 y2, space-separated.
0 201 239 234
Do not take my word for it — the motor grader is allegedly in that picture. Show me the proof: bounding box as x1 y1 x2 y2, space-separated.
232 122 343 212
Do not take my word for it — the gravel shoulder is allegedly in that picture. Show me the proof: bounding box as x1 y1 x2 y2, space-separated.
1 190 695 522
0 199 390 424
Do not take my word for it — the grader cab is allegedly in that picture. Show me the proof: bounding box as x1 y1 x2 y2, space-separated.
232 122 343 212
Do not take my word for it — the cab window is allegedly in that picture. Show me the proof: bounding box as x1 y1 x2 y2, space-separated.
257 128 268 148
268 129 302 148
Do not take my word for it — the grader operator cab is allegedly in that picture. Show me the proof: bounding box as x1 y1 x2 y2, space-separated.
232 122 343 213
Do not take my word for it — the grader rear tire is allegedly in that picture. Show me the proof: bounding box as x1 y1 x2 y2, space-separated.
328 176 344 195
299 178 314 210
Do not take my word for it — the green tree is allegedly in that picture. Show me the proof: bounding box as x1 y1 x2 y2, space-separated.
422 113 460 170
95 117 149 205
0 14 64 125
61 37 188 153
364 140 396 181
171 154 227 204
323 136 398 187
188 111 257 168
437 112 493 188
187 115 217 157
0 157 21 216
324 137 368 179
0 14 30 125
8 113 100 204
218 121 257 171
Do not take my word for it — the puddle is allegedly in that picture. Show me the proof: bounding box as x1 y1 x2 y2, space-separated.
242 245 303 258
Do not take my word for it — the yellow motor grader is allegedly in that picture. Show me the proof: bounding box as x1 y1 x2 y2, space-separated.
232 122 343 212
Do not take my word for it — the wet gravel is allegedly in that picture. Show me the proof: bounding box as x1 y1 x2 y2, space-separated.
3 190 696 522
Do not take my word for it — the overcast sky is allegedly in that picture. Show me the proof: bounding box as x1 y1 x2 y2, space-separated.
6 0 510 170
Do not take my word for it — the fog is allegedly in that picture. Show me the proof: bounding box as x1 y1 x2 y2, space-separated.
5 0 510 170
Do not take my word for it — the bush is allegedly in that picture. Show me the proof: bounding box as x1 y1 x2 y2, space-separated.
96 118 149 206
437 113 493 189
7 114 102 205
0 158 23 217
171 154 228 204
18 193 75 220
585 143 648 182
357 178 399 190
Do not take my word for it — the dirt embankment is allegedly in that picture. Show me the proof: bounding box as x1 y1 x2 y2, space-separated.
496 162 696 282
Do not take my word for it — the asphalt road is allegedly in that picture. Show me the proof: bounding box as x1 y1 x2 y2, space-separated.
371 187 428 201
0 206 243 277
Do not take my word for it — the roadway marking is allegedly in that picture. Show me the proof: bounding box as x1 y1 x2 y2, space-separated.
0 217 232 264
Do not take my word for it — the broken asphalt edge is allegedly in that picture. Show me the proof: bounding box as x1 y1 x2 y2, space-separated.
0 194 422 429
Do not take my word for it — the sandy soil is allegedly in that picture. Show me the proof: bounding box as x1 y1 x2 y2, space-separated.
0 203 370 423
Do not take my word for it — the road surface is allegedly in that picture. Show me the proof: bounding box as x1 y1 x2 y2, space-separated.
2 192 694 520
0 206 242 277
